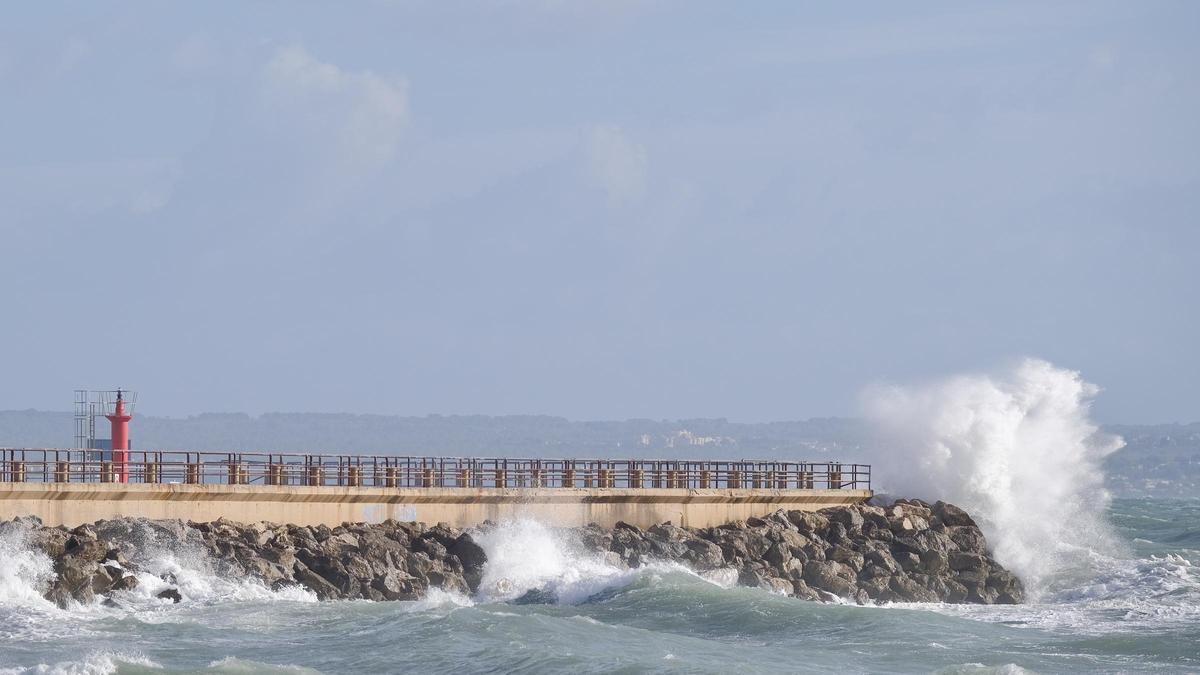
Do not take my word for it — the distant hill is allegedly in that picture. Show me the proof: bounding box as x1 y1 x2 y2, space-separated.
1 410 1196 498
0 410 868 459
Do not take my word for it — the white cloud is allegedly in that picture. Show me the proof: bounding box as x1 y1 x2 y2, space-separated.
262 45 409 171
585 125 647 206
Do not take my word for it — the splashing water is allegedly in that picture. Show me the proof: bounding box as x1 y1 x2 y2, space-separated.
861 358 1126 596
472 520 644 604
0 523 56 610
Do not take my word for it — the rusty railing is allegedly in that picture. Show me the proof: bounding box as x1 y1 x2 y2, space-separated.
0 448 869 491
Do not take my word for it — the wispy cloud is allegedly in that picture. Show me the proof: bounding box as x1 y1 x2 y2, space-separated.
262 45 409 171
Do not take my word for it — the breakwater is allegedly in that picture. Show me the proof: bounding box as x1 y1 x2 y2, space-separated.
10 497 1022 608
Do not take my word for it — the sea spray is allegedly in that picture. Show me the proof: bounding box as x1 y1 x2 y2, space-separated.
0 521 56 609
472 520 641 604
861 358 1125 595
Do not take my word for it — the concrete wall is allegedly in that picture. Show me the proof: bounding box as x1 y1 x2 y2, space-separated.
0 483 872 528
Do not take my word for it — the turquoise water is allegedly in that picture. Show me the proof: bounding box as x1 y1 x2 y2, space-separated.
1 498 1197 674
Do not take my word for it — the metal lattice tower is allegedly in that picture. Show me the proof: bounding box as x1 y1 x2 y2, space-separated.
73 389 137 449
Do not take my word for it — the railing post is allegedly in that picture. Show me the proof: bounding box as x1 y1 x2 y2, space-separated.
307 465 324 487
185 463 200 484
422 467 433 488
628 468 642 488
54 461 69 483
144 461 158 484
699 469 710 489
457 467 471 487
494 468 506 488
597 468 610 488
829 463 842 490
347 466 361 487
11 461 25 483
727 469 740 489
530 467 542 488
385 466 398 488
562 467 575 488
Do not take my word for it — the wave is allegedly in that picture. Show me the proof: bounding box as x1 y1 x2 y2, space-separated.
0 523 56 611
0 651 160 675
861 358 1126 597
471 519 714 605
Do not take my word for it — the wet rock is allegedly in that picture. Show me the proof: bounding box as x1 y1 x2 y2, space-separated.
9 498 1019 608
156 588 182 603
447 533 487 592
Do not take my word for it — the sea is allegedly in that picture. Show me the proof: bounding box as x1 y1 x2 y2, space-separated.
0 497 1196 674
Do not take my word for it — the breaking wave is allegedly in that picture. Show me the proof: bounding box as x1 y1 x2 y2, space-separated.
472 519 723 605
862 358 1125 597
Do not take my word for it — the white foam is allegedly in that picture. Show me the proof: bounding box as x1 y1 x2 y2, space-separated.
862 358 1125 597
0 651 160 675
472 519 644 604
118 551 316 608
203 656 319 673
0 523 56 610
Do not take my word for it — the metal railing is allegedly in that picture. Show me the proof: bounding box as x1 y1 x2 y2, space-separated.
0 448 870 491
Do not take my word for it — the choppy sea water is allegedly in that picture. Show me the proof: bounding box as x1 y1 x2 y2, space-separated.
0 497 1196 674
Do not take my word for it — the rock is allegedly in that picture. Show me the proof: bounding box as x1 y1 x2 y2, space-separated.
948 551 988 572
863 549 901 576
824 507 864 534
946 526 988 554
918 549 948 575
9 499 1020 608
884 575 939 603
829 546 865 573
293 561 341 600
681 538 725 570
372 570 420 601
790 579 820 601
803 560 857 598
764 542 792 568
987 569 1025 604
932 501 977 528
757 576 794 595
156 588 182 603
786 511 829 534
110 575 139 592
447 533 487 592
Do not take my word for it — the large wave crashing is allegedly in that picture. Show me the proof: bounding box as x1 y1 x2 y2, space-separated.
861 358 1125 596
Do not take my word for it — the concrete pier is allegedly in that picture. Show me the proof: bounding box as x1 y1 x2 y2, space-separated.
0 482 871 528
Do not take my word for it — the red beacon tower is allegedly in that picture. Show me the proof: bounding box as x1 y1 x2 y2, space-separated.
105 389 133 483
74 389 139 482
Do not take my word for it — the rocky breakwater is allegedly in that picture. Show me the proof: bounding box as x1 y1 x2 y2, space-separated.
8 498 1021 607
583 499 1024 604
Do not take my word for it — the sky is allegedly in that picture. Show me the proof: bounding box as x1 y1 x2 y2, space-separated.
1 1 1197 423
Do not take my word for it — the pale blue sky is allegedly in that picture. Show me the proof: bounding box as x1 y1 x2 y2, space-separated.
2 2 1197 422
